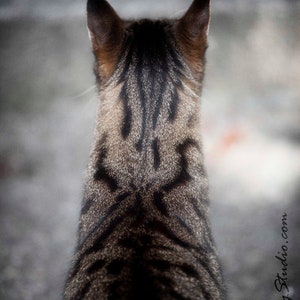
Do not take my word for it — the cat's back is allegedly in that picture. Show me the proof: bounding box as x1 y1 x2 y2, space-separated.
63 1 226 299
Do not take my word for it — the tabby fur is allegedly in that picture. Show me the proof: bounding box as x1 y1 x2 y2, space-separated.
64 0 226 299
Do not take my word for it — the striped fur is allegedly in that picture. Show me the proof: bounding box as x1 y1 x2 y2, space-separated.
64 0 226 299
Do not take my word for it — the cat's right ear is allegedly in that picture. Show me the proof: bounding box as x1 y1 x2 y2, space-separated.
87 0 124 79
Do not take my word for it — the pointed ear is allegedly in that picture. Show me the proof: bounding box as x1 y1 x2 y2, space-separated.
175 0 210 73
87 0 124 79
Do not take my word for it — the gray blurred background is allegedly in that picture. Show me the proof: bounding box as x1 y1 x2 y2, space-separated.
0 0 299 299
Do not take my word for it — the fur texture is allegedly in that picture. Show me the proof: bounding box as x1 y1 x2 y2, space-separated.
64 0 226 299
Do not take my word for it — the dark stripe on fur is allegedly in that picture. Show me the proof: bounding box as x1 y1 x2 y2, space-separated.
77 200 123 252
85 215 124 255
162 138 199 192
108 280 123 300
149 259 171 272
131 193 147 227
168 87 180 121
152 138 161 170
119 21 186 148
147 219 191 249
150 259 200 281
72 205 133 278
151 65 168 130
81 201 139 257
70 214 124 279
176 215 194 235
152 79 167 129
128 271 162 300
190 197 206 219
189 197 216 250
153 191 168 216
94 146 119 192
118 236 173 253
106 259 125 275
118 237 140 250
195 257 224 291
135 72 147 152
73 281 91 300
120 85 132 139
87 259 106 274
116 191 131 202
178 263 199 279
169 290 189 300
81 197 93 215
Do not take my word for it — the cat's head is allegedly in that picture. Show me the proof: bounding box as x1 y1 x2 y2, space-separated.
87 0 210 84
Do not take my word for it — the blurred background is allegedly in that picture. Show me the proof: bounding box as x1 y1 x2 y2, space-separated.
0 0 299 299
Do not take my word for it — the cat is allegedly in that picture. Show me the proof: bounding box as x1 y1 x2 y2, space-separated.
63 0 226 299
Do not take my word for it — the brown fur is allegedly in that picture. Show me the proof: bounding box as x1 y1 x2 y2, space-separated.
175 0 210 77
87 0 125 80
64 1 226 299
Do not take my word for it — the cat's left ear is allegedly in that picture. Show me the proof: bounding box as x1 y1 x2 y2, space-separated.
87 0 124 79
175 0 210 72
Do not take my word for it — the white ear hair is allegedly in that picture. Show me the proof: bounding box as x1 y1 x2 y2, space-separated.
87 26 92 42
206 22 210 37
